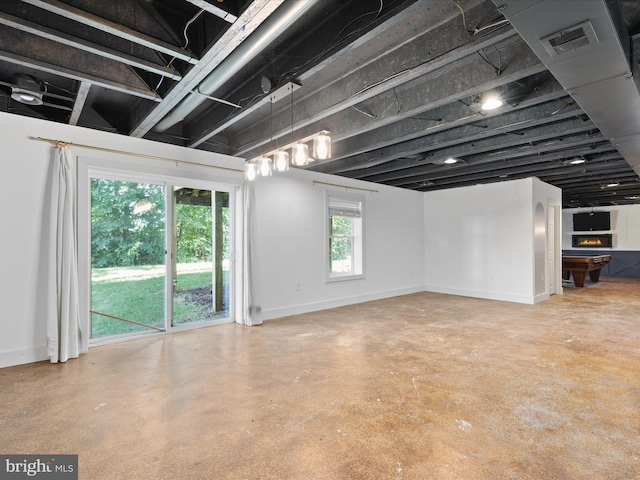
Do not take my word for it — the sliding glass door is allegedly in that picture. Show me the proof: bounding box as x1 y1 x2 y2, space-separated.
90 178 166 339
171 187 230 326
89 175 232 342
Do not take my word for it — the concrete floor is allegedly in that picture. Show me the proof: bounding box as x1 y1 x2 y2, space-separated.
1 278 639 479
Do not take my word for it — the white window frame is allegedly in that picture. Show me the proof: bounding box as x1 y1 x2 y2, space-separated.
325 191 365 282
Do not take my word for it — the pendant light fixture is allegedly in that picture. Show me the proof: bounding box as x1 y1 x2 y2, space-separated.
290 84 308 165
245 81 331 179
248 131 330 172
271 90 289 172
257 156 273 176
273 150 290 171
291 143 309 166
313 132 331 160
263 89 293 172
245 160 258 181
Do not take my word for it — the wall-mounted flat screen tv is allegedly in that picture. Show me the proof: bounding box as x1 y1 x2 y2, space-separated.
573 211 610 231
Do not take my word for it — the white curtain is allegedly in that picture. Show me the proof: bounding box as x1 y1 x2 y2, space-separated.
242 181 262 326
47 146 86 362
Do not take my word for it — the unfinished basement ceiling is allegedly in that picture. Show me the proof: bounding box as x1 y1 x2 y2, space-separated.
1 0 640 208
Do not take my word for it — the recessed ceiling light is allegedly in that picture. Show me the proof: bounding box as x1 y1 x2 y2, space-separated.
481 95 503 111
17 92 36 102
443 157 458 164
606 182 620 187
11 88 44 105
569 158 586 164
10 73 44 105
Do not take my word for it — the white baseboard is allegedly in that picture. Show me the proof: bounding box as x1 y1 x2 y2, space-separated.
260 285 425 321
0 345 48 369
423 285 536 305
533 292 550 304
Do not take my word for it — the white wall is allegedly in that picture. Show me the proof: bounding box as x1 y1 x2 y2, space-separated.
0 112 426 367
0 109 560 368
562 204 640 250
0 112 245 368
251 167 425 320
423 178 561 304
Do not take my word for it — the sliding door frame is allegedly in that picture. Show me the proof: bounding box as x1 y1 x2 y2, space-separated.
77 154 244 347
168 180 235 332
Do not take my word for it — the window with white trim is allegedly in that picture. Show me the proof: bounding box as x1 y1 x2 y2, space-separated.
327 193 364 281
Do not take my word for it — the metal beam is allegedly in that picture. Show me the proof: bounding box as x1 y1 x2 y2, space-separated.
69 80 90 125
0 12 182 80
411 156 630 190
129 0 283 137
19 0 197 64
184 0 237 23
395 146 620 188
335 105 589 181
188 81 301 149
319 77 568 173
187 0 437 148
235 34 543 162
0 50 160 101
319 95 579 175
416 169 636 198
391 142 617 191
365 122 604 184
230 1 520 157
153 0 318 133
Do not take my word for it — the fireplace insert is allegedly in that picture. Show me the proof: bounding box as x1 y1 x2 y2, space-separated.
572 234 613 248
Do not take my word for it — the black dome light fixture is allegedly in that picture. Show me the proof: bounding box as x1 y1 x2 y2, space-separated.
11 73 44 106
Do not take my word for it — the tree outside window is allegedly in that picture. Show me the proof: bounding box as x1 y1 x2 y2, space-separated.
327 194 364 280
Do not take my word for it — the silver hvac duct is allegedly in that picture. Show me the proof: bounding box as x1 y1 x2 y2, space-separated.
493 0 640 171
154 0 319 132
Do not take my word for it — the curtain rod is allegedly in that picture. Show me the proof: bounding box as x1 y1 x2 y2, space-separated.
313 180 378 193
35 136 244 173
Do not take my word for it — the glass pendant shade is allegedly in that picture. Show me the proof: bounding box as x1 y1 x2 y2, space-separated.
291 143 309 166
244 161 258 181
313 133 331 160
257 156 272 176
273 150 289 172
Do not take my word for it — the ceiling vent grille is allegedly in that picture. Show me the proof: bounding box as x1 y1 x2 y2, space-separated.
541 20 599 57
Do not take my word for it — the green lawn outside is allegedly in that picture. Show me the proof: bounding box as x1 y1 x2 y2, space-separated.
91 264 227 338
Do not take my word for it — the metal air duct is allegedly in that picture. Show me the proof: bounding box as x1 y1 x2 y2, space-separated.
493 0 640 171
154 0 319 133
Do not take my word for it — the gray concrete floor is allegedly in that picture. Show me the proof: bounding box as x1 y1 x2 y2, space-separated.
1 278 639 479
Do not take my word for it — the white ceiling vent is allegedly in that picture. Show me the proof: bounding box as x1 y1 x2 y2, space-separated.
541 20 599 57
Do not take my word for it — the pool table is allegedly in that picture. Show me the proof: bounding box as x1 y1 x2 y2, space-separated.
562 254 612 287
